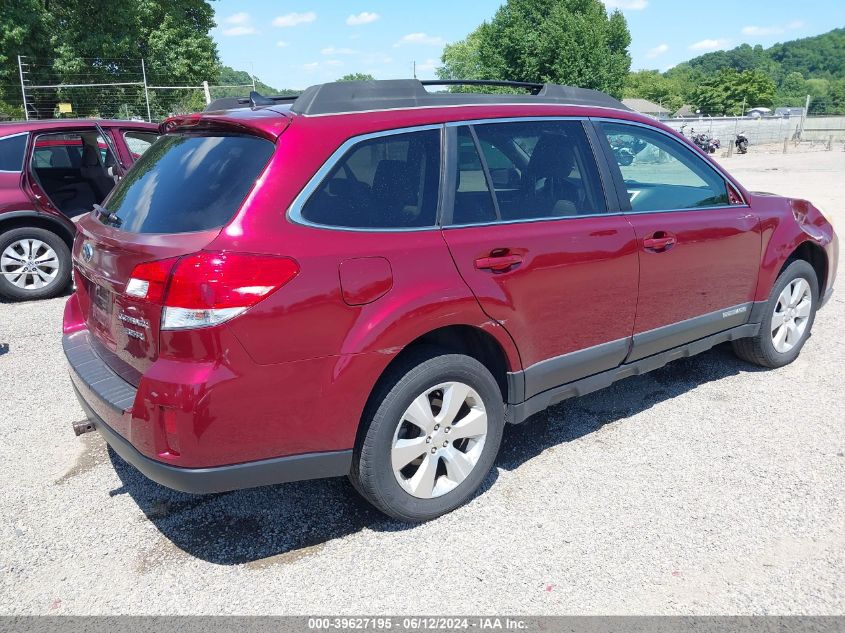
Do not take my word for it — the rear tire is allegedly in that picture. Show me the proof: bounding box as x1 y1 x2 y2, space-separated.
732 260 818 368
350 347 505 522
0 227 71 301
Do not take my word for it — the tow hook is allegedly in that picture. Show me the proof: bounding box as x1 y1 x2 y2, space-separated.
72 419 96 436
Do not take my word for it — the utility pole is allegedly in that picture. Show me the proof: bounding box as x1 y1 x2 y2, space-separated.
413 61 417 79
800 94 811 139
17 55 28 120
141 58 152 123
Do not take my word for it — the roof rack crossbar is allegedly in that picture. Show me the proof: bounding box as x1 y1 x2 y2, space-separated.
420 79 544 94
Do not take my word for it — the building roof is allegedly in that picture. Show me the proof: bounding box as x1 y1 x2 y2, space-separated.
621 98 670 115
674 104 697 118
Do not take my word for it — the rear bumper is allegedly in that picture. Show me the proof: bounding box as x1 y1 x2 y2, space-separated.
64 331 352 494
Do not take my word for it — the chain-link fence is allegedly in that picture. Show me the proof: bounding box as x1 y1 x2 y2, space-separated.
659 114 845 150
9 57 259 122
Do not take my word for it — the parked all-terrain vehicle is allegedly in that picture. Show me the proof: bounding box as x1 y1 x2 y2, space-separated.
735 131 749 154
63 80 838 522
0 119 158 301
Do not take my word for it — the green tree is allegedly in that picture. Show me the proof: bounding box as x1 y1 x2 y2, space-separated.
0 0 51 112
217 65 297 97
439 29 487 86
0 0 219 119
624 70 684 112
338 73 376 82
692 68 775 115
775 71 807 107
438 0 631 98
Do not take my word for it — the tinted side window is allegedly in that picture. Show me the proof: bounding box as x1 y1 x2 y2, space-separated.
0 134 27 171
452 120 606 225
123 131 159 158
600 122 728 212
453 127 498 224
301 129 441 229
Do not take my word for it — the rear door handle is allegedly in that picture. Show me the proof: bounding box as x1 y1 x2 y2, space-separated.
642 232 677 253
475 252 523 272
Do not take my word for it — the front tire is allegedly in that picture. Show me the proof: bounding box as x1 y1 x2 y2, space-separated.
350 348 505 522
0 227 71 301
732 260 818 368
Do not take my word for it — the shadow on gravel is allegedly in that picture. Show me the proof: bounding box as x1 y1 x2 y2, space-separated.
495 342 764 472
110 342 762 566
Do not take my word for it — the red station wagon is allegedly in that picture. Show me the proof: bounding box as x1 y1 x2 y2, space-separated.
62 81 838 521
0 119 159 301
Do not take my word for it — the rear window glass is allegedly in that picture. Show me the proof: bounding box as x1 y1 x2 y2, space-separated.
102 134 274 233
299 129 441 229
0 134 27 171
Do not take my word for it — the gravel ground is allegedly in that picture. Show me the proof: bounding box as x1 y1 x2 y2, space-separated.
1 150 843 615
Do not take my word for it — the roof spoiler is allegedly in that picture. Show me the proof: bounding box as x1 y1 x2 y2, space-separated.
203 91 299 113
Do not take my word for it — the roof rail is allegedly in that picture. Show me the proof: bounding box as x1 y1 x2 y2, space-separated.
291 79 629 116
202 80 629 116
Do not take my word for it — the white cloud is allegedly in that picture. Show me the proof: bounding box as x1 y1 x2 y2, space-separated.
689 38 730 51
395 33 445 47
276 40 289 48
646 43 669 58
222 12 251 25
415 58 440 74
303 60 343 72
220 12 257 36
223 25 257 36
346 12 380 26
742 21 805 36
322 46 357 56
602 0 648 9
273 12 316 27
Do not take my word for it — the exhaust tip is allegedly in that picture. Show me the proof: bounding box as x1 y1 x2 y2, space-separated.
72 420 96 436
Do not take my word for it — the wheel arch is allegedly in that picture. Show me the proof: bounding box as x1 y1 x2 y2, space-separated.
780 240 828 296
0 211 75 250
352 323 520 449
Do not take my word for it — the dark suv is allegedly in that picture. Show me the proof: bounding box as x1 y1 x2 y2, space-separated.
63 81 837 522
0 119 158 301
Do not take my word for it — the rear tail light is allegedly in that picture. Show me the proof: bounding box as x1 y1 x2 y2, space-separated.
126 257 179 303
126 251 299 330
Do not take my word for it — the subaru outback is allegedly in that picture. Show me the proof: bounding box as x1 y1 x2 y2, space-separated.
63 80 837 522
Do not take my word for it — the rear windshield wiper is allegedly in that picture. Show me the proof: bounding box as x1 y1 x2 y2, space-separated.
93 204 122 228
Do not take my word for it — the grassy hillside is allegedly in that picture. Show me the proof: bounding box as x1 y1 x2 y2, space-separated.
215 66 298 97
626 28 845 115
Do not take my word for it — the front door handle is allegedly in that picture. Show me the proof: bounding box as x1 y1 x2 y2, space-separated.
475 251 523 272
643 231 677 253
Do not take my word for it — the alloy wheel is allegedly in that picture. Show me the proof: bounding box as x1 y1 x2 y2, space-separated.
1 239 60 290
391 381 488 499
771 277 812 353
